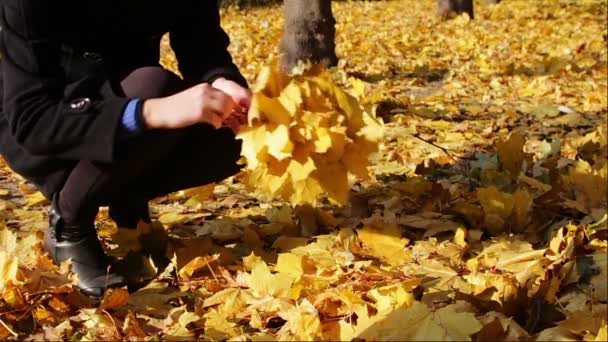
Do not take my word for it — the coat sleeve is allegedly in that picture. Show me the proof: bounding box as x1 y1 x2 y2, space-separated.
169 0 248 88
0 0 129 163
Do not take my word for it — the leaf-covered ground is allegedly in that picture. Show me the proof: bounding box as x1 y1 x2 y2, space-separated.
1 0 607 340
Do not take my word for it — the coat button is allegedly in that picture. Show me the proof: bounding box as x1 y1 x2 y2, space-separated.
69 98 91 111
83 52 103 62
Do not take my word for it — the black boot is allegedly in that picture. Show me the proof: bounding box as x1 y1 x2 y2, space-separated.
108 198 168 291
44 209 127 298
109 196 151 229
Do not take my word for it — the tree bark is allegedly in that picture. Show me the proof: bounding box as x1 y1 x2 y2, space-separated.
437 0 474 19
280 0 338 72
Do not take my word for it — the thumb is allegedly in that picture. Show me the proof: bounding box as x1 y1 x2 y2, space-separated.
237 89 252 110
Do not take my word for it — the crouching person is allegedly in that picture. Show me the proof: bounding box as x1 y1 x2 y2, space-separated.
0 0 251 297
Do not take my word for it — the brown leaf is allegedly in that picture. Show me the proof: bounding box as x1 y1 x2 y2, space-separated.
100 288 129 310
122 311 147 339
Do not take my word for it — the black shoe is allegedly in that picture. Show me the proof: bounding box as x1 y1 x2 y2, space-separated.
44 209 127 298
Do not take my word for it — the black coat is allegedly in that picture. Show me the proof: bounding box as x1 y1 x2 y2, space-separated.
0 0 247 195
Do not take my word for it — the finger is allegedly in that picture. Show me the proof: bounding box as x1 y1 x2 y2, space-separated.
238 116 247 126
234 110 248 125
220 85 250 110
204 111 223 129
222 111 243 126
223 116 240 134
236 90 252 109
208 92 237 120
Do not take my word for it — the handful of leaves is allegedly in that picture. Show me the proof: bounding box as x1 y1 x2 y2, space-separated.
237 66 382 205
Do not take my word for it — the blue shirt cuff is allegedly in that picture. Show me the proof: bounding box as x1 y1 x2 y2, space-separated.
122 99 142 133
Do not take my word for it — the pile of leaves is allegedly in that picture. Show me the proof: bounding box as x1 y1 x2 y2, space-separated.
237 66 382 205
0 0 606 340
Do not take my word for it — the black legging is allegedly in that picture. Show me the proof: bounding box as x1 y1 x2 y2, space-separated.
56 67 242 224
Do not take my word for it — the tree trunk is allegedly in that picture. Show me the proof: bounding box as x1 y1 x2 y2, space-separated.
280 0 338 72
437 0 474 19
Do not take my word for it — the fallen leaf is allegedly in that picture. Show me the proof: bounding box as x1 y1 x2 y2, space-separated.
100 288 130 310
356 222 411 267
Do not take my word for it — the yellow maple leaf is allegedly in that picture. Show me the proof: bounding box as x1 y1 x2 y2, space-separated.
242 253 265 271
367 283 416 313
0 229 31 293
477 186 533 234
108 220 152 256
180 183 215 208
204 309 241 340
34 306 58 325
238 126 268 170
163 306 201 339
477 186 515 233
177 254 219 280
247 259 294 299
266 125 294 160
2 283 24 308
24 191 48 207
342 137 378 180
278 82 303 115
157 212 205 227
314 161 350 205
356 222 411 267
473 239 547 286
79 308 115 331
203 288 255 318
496 131 531 179
348 77 368 99
512 189 533 230
561 159 607 214
237 66 382 206
252 64 289 98
278 299 323 341
275 253 305 282
252 94 291 125
287 157 316 182
594 322 608 341
350 302 482 341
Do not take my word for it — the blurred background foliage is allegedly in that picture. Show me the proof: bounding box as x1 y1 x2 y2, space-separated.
219 0 370 8
219 0 282 7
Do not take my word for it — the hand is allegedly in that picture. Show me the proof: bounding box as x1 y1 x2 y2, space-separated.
211 77 252 110
141 83 236 129
211 78 251 134
222 110 248 134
